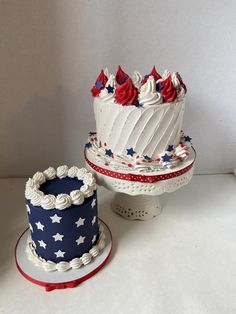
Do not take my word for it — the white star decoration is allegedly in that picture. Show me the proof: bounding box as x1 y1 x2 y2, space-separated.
29 223 33 232
50 214 62 223
92 216 96 225
91 198 96 208
38 240 47 249
54 250 65 258
35 221 44 231
52 233 64 242
26 204 30 214
75 217 85 228
92 234 97 244
76 236 85 246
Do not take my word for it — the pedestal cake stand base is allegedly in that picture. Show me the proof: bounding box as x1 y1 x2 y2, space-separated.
15 219 112 291
85 147 196 221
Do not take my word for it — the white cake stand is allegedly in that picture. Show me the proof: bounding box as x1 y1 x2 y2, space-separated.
85 147 196 220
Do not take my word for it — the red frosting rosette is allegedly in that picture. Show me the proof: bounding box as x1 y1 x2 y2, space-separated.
115 78 138 105
160 75 177 102
176 72 187 93
142 66 162 84
115 66 129 85
91 70 108 97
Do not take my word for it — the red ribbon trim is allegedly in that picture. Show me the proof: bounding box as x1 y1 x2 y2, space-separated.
85 151 195 183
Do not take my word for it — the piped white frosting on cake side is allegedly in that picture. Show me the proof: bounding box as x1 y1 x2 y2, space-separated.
93 97 185 159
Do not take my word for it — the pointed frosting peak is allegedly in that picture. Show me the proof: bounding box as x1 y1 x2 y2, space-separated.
150 66 162 81
91 70 108 97
115 78 138 105
116 66 129 85
176 72 187 93
139 76 162 106
104 67 111 79
132 70 143 89
160 75 177 102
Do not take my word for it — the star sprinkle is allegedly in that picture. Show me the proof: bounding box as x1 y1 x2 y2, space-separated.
105 149 113 157
184 135 192 142
35 221 44 231
85 142 92 149
89 131 97 136
54 250 65 258
26 204 30 214
144 155 151 161
92 235 97 244
162 154 172 162
134 100 142 108
127 148 136 157
91 198 96 208
95 80 103 89
76 236 85 246
167 145 174 152
75 217 85 228
121 76 128 83
38 240 47 249
106 85 114 93
50 214 62 223
156 81 163 92
52 233 64 242
92 216 96 225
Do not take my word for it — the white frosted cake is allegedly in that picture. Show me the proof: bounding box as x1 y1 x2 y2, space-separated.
87 66 192 171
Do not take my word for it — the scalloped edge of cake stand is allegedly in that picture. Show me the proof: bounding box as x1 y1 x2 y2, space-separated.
15 219 112 292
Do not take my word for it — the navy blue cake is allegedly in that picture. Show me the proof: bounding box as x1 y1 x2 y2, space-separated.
25 165 105 272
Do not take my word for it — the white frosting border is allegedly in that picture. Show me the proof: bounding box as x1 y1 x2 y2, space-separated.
26 223 105 272
25 166 96 210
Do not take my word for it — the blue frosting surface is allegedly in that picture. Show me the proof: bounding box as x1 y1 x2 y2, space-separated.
27 177 98 263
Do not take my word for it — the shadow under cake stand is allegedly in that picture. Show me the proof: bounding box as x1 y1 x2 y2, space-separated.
85 147 196 220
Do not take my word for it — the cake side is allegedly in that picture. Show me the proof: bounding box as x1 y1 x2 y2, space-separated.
25 166 104 271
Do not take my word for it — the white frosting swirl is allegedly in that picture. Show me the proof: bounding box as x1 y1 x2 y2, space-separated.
77 168 88 180
83 173 96 186
43 167 56 180
80 184 92 197
41 194 56 210
68 166 79 178
162 69 171 79
32 172 46 185
104 67 111 79
57 165 69 179
70 190 84 205
55 193 72 210
132 70 143 89
138 76 162 107
99 75 116 103
31 190 44 206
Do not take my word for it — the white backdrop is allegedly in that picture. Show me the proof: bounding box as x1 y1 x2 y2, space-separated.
0 0 235 177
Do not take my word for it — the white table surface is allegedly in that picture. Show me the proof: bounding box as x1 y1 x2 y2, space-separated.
0 174 236 314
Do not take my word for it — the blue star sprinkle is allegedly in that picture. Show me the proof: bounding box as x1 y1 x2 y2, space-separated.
184 136 192 142
105 149 113 157
134 101 142 108
95 81 103 89
85 142 92 149
127 148 136 157
144 155 151 161
162 154 172 162
89 131 96 136
167 145 174 152
106 85 114 93
156 82 163 92
121 77 128 83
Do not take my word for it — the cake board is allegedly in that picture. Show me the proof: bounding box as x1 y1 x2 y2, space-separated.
85 147 196 220
15 219 112 292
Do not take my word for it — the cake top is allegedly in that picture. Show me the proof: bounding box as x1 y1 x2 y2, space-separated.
91 66 187 106
25 166 96 210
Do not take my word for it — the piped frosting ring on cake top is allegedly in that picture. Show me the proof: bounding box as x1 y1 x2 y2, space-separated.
25 166 97 210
